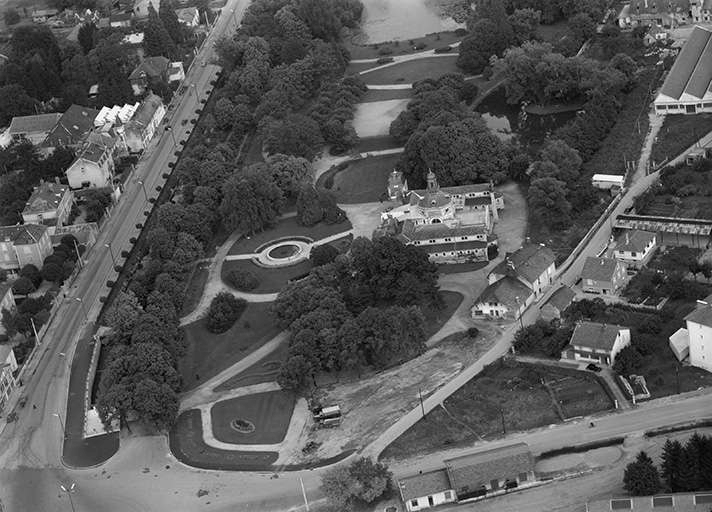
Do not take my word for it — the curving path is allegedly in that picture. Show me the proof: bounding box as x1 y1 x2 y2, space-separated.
349 41 462 64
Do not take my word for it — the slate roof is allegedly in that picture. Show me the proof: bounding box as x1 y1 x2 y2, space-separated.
0 224 48 245
23 181 70 214
581 257 620 283
544 285 575 312
629 0 691 15
127 94 163 128
491 244 555 285
8 113 61 136
570 321 627 352
659 25 712 100
419 240 487 254
464 196 492 206
444 443 534 491
398 469 452 501
400 222 486 241
476 276 532 310
129 56 170 80
43 104 99 148
77 142 109 163
410 182 492 198
685 303 712 328
615 230 655 254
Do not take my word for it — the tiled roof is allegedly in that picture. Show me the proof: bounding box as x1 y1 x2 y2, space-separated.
444 443 534 491
544 285 575 312
128 94 163 128
629 0 690 15
129 56 170 80
570 321 627 351
8 113 61 136
77 142 109 163
43 104 99 148
23 181 69 214
398 469 452 501
685 303 712 328
411 182 492 197
0 224 48 245
464 196 491 206
476 276 532 310
175 6 198 23
581 257 619 283
659 25 712 100
615 230 655 254
400 222 486 241
491 244 555 284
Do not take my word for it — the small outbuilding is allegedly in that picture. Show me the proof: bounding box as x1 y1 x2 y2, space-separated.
540 285 575 321
668 327 690 361
398 469 456 511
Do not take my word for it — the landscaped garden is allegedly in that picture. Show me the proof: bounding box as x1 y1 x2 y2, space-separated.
380 360 614 460
179 302 281 390
359 56 462 85
344 30 464 61
210 390 296 445
317 154 401 203
650 113 712 166
222 259 312 294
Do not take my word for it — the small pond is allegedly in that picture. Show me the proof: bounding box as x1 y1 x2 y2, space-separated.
356 0 464 43
476 88 579 152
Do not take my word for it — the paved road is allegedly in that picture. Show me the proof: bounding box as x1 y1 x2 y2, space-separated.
0 0 248 510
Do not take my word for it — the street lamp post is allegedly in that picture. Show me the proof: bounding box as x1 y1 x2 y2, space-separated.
75 297 88 324
104 242 116 268
59 483 77 512
514 296 524 330
137 180 148 201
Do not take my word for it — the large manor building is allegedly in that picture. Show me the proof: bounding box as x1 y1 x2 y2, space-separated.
378 171 502 264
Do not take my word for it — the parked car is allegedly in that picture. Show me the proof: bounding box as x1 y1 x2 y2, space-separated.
586 363 602 373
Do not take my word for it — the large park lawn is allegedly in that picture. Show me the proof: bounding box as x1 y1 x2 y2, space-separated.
221 259 313 294
317 153 400 203
210 390 296 445
360 56 462 85
179 302 281 390
227 217 352 256
380 361 614 460
423 290 463 340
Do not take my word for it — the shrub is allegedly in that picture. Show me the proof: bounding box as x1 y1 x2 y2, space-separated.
12 277 35 296
434 46 452 53
467 327 479 338
377 46 393 56
205 292 246 333
376 57 394 64
41 262 64 283
310 244 339 267
226 269 259 291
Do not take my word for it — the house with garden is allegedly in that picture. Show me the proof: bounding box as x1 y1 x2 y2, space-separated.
540 286 576 321
0 224 52 272
471 276 533 319
129 57 184 96
580 256 627 295
488 244 556 299
669 294 712 372
613 230 657 268
21 179 74 229
65 141 115 189
175 6 199 26
561 321 631 366
396 443 536 511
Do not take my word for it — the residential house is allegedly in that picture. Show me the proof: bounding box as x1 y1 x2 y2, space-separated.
591 174 624 190
32 8 59 23
0 283 16 336
0 344 18 411
6 113 62 146
643 24 668 46
654 26 712 115
540 285 575 321
86 129 125 158
397 222 494 264
0 224 53 271
124 94 166 153
561 321 631 366
443 443 536 501
613 230 657 268
471 276 533 319
488 244 556 298
168 61 185 83
129 56 170 96
133 0 160 19
41 104 100 154
580 257 627 295
65 142 115 189
669 294 712 371
398 469 456 512
175 6 199 26
21 179 74 228
109 12 133 27
620 0 694 28
586 492 712 512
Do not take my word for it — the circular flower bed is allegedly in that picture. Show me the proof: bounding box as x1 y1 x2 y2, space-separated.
230 418 256 434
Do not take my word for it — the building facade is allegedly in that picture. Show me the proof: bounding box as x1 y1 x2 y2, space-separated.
0 284 16 336
65 142 115 189
488 244 556 298
21 180 74 227
685 296 712 372
0 345 18 411
6 113 62 146
471 277 533 319
581 257 627 295
0 224 52 271
562 321 631 366
399 469 456 512
613 230 657 268
124 94 166 153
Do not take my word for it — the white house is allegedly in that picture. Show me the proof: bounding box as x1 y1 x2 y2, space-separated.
22 179 74 228
175 6 199 26
684 295 712 372
65 142 115 189
654 25 712 115
398 469 456 511
562 321 631 366
613 230 657 268
0 283 16 336
0 224 53 272
471 276 534 319
124 94 166 153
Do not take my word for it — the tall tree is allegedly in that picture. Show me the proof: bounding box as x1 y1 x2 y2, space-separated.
296 185 323 226
219 172 283 235
527 177 572 229
0 84 36 126
78 22 97 54
661 439 683 492
159 0 185 44
623 451 661 496
144 4 177 59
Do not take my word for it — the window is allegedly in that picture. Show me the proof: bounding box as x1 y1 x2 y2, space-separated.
518 472 528 482
410 499 418 507
631 252 637 257
444 491 452 500
695 493 712 504
610 498 632 510
652 496 673 507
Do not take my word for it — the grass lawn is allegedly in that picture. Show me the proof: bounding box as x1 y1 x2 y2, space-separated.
422 290 464 340
438 261 488 275
214 339 290 391
344 30 463 60
360 56 462 85
380 360 613 460
651 114 712 166
537 21 570 44
355 136 402 153
317 153 401 203
210 390 296 444
361 88 414 103
226 217 353 255
179 302 281 390
221 259 312 294
180 261 210 317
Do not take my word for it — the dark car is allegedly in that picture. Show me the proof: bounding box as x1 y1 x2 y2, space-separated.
586 363 602 373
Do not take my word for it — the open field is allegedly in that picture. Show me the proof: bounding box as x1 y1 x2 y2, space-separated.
221 259 312 294
317 153 400 203
353 99 410 137
650 113 712 165
226 217 352 255
179 302 281 390
380 360 614 460
210 390 296 444
360 56 462 85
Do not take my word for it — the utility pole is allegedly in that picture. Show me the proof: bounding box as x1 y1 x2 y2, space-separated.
59 483 76 512
104 243 116 268
418 387 426 419
500 408 506 435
